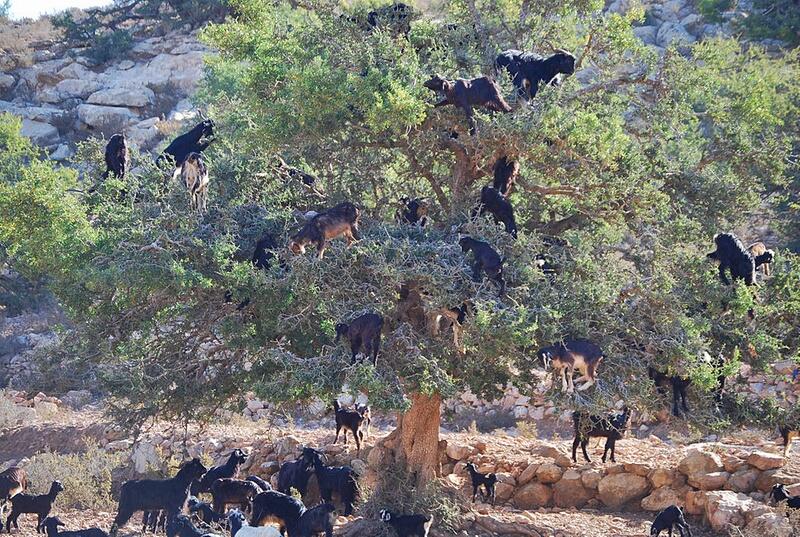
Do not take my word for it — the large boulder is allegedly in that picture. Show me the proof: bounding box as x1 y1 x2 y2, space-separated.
20 119 59 146
726 468 760 493
755 469 796 492
112 51 207 94
77 104 138 130
656 22 697 48
553 470 593 508
641 487 682 511
445 442 473 461
517 463 539 486
597 473 649 508
648 468 675 488
678 449 723 476
40 78 104 103
688 471 730 491
0 74 15 92
513 482 552 509
535 462 563 484
703 490 770 532
88 86 155 108
745 512 793 537
746 451 784 471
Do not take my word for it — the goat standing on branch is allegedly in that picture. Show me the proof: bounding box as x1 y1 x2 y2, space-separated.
180 153 210 213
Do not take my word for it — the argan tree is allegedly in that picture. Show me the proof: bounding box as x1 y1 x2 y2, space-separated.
1 0 800 489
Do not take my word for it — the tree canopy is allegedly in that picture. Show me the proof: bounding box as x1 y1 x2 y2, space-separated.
1 0 800 479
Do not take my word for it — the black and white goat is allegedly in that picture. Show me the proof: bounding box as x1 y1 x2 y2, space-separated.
572 406 630 463
463 462 496 505
379 510 432 537
770 484 800 509
332 400 367 452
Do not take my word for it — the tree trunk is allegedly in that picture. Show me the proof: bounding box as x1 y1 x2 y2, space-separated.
381 392 442 485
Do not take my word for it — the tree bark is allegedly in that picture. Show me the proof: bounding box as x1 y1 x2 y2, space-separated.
381 392 442 485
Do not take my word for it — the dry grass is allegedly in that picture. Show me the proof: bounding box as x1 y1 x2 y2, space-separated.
0 17 60 70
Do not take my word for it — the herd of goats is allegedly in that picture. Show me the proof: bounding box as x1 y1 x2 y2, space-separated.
1 6 797 536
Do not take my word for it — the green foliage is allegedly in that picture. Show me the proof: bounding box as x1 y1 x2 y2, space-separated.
24 444 124 510
740 0 800 46
1 0 799 437
695 0 733 23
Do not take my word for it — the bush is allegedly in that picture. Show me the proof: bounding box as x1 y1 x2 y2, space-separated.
24 444 125 510
741 0 800 46
85 29 134 64
695 0 734 22
0 394 30 431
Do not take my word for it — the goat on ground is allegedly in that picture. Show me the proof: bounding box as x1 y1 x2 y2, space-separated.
245 476 271 493
295 503 335 537
249 491 305 536
288 202 360 259
780 425 799 457
334 313 383 365
192 449 248 496
748 241 775 276
227 509 280 537
276 455 313 497
354 403 371 439
650 505 691 537
463 463 496 505
379 510 432 537
537 338 604 393
572 406 631 463
332 400 366 452
301 448 358 516
648 366 691 417
109 458 207 537
210 478 260 514
157 119 215 169
6 480 64 532
165 515 221 537
42 517 108 537
0 468 27 532
187 497 223 525
770 484 800 509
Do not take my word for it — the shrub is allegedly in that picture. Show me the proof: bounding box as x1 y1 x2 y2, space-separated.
0 394 30 431
695 0 734 22
23 443 125 510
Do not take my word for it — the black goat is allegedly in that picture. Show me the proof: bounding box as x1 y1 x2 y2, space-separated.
42 517 108 537
110 458 207 537
103 133 129 180
650 505 691 537
459 237 506 295
301 448 358 516
295 503 335 537
770 484 800 509
6 480 64 532
473 186 517 237
492 157 518 197
158 119 215 168
463 462 496 505
648 366 691 417
495 49 576 100
245 476 271 492
252 235 278 271
335 313 383 365
187 497 223 525
707 232 757 286
192 449 248 496
276 455 313 497
210 478 260 514
332 400 366 452
379 510 432 537
572 406 631 463
249 491 305 535
166 515 218 537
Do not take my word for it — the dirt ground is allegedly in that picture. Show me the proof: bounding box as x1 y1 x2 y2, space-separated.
1 407 798 537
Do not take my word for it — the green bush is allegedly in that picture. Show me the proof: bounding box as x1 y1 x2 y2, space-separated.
741 0 800 46
696 0 734 22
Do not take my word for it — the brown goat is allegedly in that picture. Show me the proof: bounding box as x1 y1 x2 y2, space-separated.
210 478 261 514
180 152 210 213
748 241 775 276
537 339 604 393
424 74 512 135
289 202 360 259
0 468 28 532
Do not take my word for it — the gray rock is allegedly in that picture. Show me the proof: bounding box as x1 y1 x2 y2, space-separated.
117 60 135 70
40 78 103 103
88 86 155 108
77 104 138 129
60 389 92 408
634 25 659 45
0 74 15 92
50 144 73 161
20 119 59 146
657 22 697 47
680 14 704 35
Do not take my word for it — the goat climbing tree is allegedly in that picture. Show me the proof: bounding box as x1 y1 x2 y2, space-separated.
1 0 800 492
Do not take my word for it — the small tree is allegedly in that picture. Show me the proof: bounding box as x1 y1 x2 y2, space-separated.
1 0 799 490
